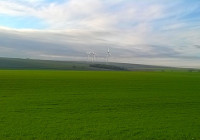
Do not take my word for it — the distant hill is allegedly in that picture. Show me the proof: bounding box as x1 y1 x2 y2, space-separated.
0 57 197 71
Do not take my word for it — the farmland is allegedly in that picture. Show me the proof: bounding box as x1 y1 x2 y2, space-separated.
0 70 200 140
0 57 184 71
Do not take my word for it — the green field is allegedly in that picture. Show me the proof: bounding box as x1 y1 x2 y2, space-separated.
0 70 200 140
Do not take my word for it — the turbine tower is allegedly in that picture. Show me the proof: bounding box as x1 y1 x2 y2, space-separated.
87 52 90 61
106 48 111 63
91 52 96 62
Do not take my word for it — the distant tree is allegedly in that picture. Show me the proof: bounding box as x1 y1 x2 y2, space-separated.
89 64 127 71
72 65 77 69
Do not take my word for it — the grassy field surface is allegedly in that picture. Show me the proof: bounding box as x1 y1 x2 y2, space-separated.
0 70 200 140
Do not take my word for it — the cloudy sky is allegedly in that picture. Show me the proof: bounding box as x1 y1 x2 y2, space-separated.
0 0 200 68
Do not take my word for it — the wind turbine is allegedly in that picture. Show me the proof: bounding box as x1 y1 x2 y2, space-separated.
106 48 111 63
86 51 91 62
91 52 96 62
87 51 96 62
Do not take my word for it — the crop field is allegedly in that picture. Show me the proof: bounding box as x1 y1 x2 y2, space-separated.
0 70 200 140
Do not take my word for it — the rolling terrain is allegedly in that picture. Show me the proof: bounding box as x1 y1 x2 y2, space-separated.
0 57 190 71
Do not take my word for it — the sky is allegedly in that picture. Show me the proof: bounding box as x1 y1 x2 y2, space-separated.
0 0 200 68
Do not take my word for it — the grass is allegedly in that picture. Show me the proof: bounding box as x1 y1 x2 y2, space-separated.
0 70 200 140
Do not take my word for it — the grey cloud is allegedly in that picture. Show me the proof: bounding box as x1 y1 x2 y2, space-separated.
0 28 200 67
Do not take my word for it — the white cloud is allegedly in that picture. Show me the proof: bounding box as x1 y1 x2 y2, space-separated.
0 0 200 67
0 1 32 16
0 0 165 30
